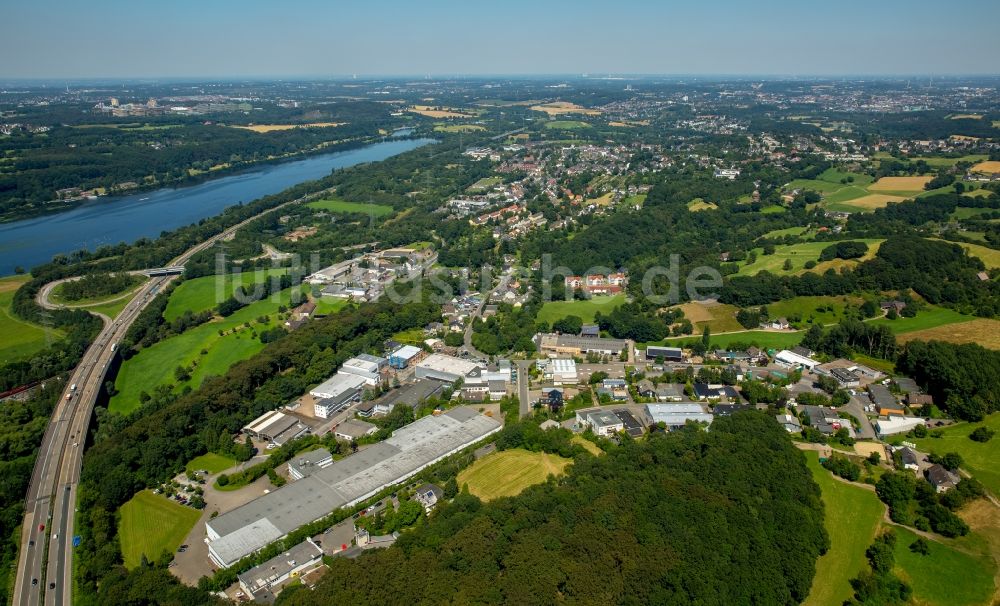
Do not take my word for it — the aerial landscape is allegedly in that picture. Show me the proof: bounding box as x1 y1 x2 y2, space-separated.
2 1 1000 605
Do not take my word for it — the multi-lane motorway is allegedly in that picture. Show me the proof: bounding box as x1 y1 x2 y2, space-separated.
12 191 320 606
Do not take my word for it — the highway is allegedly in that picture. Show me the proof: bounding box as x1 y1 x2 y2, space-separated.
13 189 327 606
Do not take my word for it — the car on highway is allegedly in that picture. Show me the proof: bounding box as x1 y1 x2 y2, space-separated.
70 383 77 391
49 582 55 589
32 578 37 586
38 524 44 532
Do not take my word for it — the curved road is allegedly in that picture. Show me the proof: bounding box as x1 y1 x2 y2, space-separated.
13 189 326 606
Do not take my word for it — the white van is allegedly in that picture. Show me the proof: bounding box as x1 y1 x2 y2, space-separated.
70 384 77 391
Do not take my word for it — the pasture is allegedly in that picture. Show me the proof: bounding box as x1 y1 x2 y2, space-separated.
457 448 571 501
529 101 602 116
0 275 63 364
766 295 864 327
896 318 1000 350
687 197 717 211
827 194 906 213
306 198 394 216
954 240 1000 269
802 452 885 606
185 452 237 474
111 284 308 414
544 120 590 130
675 301 742 332
737 239 882 276
912 413 1000 496
164 268 292 321
537 294 625 325
119 490 201 568
891 526 995 606
433 124 485 133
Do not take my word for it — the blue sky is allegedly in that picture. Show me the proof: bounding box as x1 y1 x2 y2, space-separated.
2 0 999 78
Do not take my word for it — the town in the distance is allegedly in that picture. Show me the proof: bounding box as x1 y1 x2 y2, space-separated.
2 30 1000 606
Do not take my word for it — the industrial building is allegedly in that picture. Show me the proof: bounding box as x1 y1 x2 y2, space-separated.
338 354 387 386
334 418 378 441
577 409 624 436
535 358 578 384
415 353 481 383
368 378 450 415
388 345 422 369
206 408 501 567
536 333 628 357
774 349 819 371
288 448 334 481
309 372 368 401
644 346 684 362
313 387 361 420
242 410 310 445
237 538 324 599
646 403 714 429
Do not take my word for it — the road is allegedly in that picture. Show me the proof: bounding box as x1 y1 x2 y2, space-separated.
516 360 533 418
842 395 877 440
14 189 327 606
462 266 513 360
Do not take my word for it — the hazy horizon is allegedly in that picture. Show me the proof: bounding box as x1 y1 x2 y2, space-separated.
3 0 999 79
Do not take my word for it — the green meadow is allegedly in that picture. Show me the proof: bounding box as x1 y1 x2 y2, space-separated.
537 294 626 325
306 198 394 216
164 268 292 321
911 413 1000 496
0 275 63 364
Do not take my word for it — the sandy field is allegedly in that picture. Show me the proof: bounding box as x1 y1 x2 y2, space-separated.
408 105 475 118
971 160 1000 174
868 176 933 192
898 318 1000 349
843 194 907 210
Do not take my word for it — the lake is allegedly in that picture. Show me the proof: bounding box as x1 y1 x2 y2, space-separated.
0 137 434 275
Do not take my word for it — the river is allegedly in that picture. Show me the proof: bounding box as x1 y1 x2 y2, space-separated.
0 135 433 275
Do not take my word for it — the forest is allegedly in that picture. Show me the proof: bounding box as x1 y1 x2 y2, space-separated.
275 412 828 606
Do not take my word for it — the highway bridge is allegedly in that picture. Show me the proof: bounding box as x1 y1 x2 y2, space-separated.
13 189 326 605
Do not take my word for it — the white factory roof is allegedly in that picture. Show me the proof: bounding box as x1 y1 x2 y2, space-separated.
775 349 819 369
206 408 501 566
242 410 290 435
875 415 926 436
416 353 480 377
391 345 422 360
341 356 381 375
309 372 367 399
646 403 714 426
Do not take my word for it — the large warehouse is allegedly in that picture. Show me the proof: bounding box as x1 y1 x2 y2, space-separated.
205 408 502 567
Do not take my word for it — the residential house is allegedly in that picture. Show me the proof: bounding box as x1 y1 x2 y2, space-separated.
925 464 959 493
776 413 802 433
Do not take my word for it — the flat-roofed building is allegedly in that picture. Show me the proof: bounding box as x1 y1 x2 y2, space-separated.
536 333 628 357
774 349 819 371
237 538 323 599
646 403 714 429
309 372 368 401
388 345 422 369
206 408 501 567
338 355 387 386
645 346 683 362
875 415 925 438
372 378 450 414
334 418 378 441
578 410 624 436
415 353 481 383
242 410 310 444
313 386 361 420
288 448 334 481
535 358 578 384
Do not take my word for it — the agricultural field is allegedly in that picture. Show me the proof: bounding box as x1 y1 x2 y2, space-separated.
953 241 1000 269
761 226 813 239
913 154 988 168
111 284 308 414
118 490 201 568
952 206 999 220
827 193 906 213
912 413 1000 496
544 120 590 130
185 452 237 475
868 176 933 193
891 525 996 606
736 239 882 276
529 101 602 116
312 297 350 316
306 198 395 216
674 301 742 332
868 305 973 334
765 295 864 327
433 124 485 133
802 452 885 606
537 294 625 325
407 105 475 119
456 448 571 502
657 329 803 351
896 318 1000 350
687 197 717 211
0 275 63 364
231 122 343 132
164 268 292 321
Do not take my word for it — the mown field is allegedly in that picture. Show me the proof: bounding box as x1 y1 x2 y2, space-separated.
953 241 1000 269
674 301 742 332
544 120 590 130
868 305 973 334
111 284 308 414
687 197 717 211
457 448 571 501
164 268 292 321
803 452 885 606
185 452 237 475
119 490 201 568
912 413 1000 497
0 275 63 364
537 294 625 325
306 198 394 216
434 124 486 133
